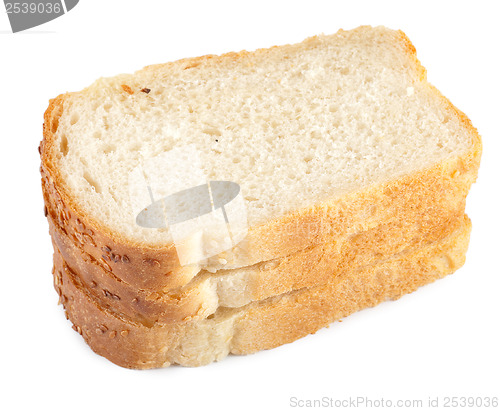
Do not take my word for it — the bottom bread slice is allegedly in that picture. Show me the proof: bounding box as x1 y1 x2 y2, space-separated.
52 215 471 369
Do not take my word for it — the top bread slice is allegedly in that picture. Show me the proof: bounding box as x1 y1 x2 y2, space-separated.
40 26 481 290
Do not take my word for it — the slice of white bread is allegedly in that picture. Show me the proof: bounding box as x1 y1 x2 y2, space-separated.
40 26 481 290
53 215 471 369
50 210 465 325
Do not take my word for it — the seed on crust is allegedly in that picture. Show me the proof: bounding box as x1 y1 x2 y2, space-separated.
83 233 96 247
100 258 112 272
143 258 160 267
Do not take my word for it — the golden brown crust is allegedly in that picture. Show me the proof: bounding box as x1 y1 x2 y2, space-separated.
40 27 482 291
232 216 471 356
52 215 471 369
48 204 466 325
40 146 479 292
40 167 199 289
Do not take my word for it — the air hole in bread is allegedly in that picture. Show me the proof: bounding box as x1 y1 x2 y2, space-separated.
203 128 222 137
83 172 101 194
51 117 59 133
70 113 79 125
103 144 116 154
303 155 314 162
60 134 68 156
129 143 141 152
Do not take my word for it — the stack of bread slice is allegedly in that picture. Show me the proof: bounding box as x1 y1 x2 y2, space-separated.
40 26 481 369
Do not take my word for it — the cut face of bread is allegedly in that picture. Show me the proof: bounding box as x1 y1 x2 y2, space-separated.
52 215 471 369
41 26 481 276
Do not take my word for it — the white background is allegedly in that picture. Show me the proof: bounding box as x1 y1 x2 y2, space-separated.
1 1 498 410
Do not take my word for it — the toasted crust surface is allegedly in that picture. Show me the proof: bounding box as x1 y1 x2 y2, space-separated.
41 145 479 291
49 208 466 325
52 216 471 369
